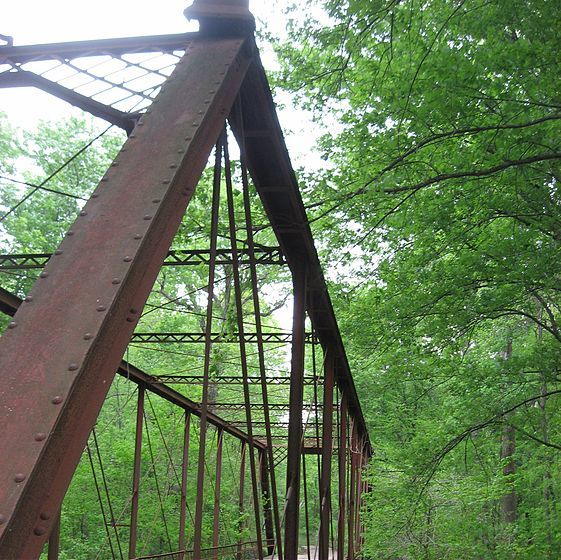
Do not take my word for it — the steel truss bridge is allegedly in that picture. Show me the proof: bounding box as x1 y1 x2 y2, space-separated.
0 1 371 559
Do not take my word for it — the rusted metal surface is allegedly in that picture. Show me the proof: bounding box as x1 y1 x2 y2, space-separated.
0 34 252 557
283 265 307 560
0 70 138 133
0 33 196 64
319 353 335 560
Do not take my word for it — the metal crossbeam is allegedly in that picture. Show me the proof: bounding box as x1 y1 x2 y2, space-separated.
0 246 284 270
130 331 316 344
151 374 322 385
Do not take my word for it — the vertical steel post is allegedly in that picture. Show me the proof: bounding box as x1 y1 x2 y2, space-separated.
337 396 348 560
348 420 357 560
301 454 311 560
319 352 334 560
193 137 223 560
223 127 264 560
179 412 191 560
284 264 306 560
129 385 145 559
236 442 247 560
258 448 274 556
212 428 224 560
47 510 60 560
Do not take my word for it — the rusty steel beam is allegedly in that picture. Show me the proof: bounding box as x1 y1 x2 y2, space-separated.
0 71 138 133
0 33 196 64
0 33 253 557
283 264 306 560
319 353 335 560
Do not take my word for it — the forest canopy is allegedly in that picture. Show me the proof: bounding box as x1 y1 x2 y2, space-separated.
274 0 561 557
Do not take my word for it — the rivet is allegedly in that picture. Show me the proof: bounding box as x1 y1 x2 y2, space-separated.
101 177 109 182
209 90 216 94
134 234 142 240
39 512 50 521
39 271 48 278
92 193 99 198
152 199 161 203
137 121 144 126
68 363 78 371
129 133 136 139
112 278 121 285
111 162 119 167
204 99 210 104
67 230 75 236
191 123 199 128
7 321 17 329
123 256 133 262
80 210 87 216
198 110 203 115
34 527 46 536
178 149 183 154
162 180 170 185
96 305 106 312
51 396 63 405
14 473 26 483
83 333 93 340
126 317 135 323
54 249 63 255
143 215 152 221
121 147 127 152
130 308 139 314
24 295 33 302
185 136 192 141
0 514 6 525
34 433 46 442
169 164 178 169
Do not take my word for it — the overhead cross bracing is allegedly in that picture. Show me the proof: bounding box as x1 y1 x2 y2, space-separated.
0 1 371 559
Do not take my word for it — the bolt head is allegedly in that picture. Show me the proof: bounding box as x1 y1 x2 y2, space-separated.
67 230 75 236
7 321 17 329
123 256 132 262
14 473 26 483
0 514 6 525
39 272 48 278
34 527 46 536
34 433 47 442
68 363 78 371
52 396 63 405
80 210 87 216
24 295 33 302
134 234 142 240
112 278 121 285
143 215 152 221
54 250 63 255
96 305 106 312
39 512 50 521
83 333 93 340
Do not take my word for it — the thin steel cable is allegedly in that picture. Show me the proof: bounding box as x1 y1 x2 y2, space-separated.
87 442 118 560
0 124 113 222
144 409 174 553
0 174 88 200
92 429 125 560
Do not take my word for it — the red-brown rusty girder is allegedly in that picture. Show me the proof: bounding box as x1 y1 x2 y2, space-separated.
0 34 252 558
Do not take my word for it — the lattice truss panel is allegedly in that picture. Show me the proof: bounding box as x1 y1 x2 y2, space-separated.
0 39 187 115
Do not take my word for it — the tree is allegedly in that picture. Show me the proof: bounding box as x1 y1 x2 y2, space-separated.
277 0 561 557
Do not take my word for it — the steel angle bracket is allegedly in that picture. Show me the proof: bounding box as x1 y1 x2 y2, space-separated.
0 36 252 558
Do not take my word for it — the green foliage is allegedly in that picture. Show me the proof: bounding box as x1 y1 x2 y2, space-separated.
277 0 561 557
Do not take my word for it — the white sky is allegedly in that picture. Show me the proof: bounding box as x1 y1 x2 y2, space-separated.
0 0 324 169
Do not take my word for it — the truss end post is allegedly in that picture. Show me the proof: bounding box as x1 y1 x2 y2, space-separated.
184 0 255 36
